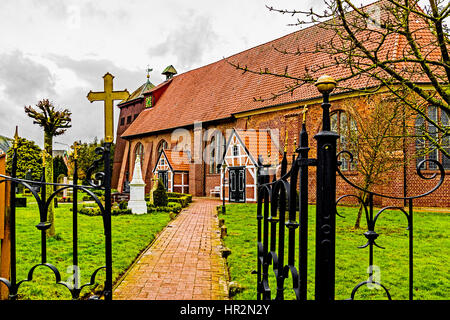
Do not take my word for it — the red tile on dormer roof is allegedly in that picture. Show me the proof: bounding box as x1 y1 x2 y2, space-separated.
121 0 439 138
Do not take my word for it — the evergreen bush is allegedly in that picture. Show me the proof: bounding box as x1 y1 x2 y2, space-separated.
153 179 168 207
167 195 191 208
118 200 128 210
78 206 132 216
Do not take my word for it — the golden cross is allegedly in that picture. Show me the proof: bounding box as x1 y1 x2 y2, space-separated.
87 73 130 143
71 141 79 160
302 105 309 123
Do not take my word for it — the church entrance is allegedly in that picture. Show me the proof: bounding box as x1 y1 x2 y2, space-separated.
229 166 245 203
158 170 169 190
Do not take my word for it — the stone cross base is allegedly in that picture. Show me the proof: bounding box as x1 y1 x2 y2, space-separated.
127 198 147 214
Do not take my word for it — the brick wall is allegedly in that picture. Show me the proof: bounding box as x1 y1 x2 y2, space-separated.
245 96 449 207
116 94 449 207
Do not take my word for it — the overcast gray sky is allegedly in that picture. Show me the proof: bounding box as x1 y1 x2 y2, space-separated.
0 0 440 150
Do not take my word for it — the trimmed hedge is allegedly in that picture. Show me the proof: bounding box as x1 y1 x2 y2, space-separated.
166 193 192 208
167 202 182 213
167 192 193 202
145 192 192 208
78 207 132 216
146 201 182 214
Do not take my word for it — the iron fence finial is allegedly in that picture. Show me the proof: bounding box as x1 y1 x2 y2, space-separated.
13 126 19 149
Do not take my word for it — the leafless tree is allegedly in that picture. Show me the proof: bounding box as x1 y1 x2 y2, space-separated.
229 0 449 156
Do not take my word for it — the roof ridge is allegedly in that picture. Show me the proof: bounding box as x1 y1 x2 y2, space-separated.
164 0 389 80
121 0 431 139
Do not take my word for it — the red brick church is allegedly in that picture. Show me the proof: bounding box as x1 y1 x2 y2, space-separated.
111 0 449 208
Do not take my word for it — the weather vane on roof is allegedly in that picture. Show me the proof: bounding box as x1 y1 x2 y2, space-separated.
146 65 153 80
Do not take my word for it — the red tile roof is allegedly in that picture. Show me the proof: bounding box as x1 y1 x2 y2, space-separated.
163 150 190 171
122 0 438 138
234 129 283 165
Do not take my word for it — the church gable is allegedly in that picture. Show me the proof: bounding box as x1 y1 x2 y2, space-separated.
153 150 172 173
152 149 189 193
223 129 256 168
222 129 282 168
220 128 283 203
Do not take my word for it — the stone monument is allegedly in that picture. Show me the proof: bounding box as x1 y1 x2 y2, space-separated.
127 155 147 214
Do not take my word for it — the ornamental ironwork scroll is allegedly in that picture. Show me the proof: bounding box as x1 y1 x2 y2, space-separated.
336 153 445 301
0 141 113 300
256 100 445 301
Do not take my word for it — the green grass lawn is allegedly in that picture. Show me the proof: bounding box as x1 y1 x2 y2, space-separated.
10 201 172 300
220 203 450 300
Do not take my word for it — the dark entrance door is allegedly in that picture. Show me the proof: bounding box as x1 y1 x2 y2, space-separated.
229 166 245 203
158 170 169 190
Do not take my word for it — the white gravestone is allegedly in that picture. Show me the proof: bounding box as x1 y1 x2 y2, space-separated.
127 155 147 214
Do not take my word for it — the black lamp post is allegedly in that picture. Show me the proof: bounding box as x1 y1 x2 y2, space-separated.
314 74 338 301
220 162 227 214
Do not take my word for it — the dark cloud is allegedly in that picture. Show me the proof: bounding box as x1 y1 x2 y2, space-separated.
0 50 56 105
0 50 58 145
148 13 218 70
0 53 154 147
49 55 154 91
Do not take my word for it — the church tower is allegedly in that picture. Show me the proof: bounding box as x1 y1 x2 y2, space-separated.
111 68 155 190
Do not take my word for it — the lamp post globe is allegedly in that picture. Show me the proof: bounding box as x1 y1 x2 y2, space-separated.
315 75 337 95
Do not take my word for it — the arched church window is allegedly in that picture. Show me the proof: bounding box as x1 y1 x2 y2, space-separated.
209 131 225 174
415 106 450 170
157 139 168 155
210 136 216 174
330 110 357 171
134 142 144 167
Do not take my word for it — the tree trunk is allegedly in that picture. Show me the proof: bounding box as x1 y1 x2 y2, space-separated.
354 191 368 229
44 133 55 238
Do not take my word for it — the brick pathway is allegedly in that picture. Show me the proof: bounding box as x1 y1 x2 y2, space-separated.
113 198 229 300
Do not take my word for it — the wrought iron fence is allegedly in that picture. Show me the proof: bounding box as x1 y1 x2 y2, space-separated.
0 142 113 300
256 84 446 301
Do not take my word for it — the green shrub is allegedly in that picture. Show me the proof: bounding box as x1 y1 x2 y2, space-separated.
92 189 104 197
111 208 132 215
118 200 128 210
153 179 168 207
79 207 101 216
146 202 182 214
167 192 192 203
166 192 183 198
79 206 132 216
167 202 182 213
167 194 192 208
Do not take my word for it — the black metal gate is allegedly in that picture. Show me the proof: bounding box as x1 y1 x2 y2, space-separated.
0 140 113 300
256 77 446 301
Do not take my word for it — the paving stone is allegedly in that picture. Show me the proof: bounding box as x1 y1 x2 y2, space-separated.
113 198 229 300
